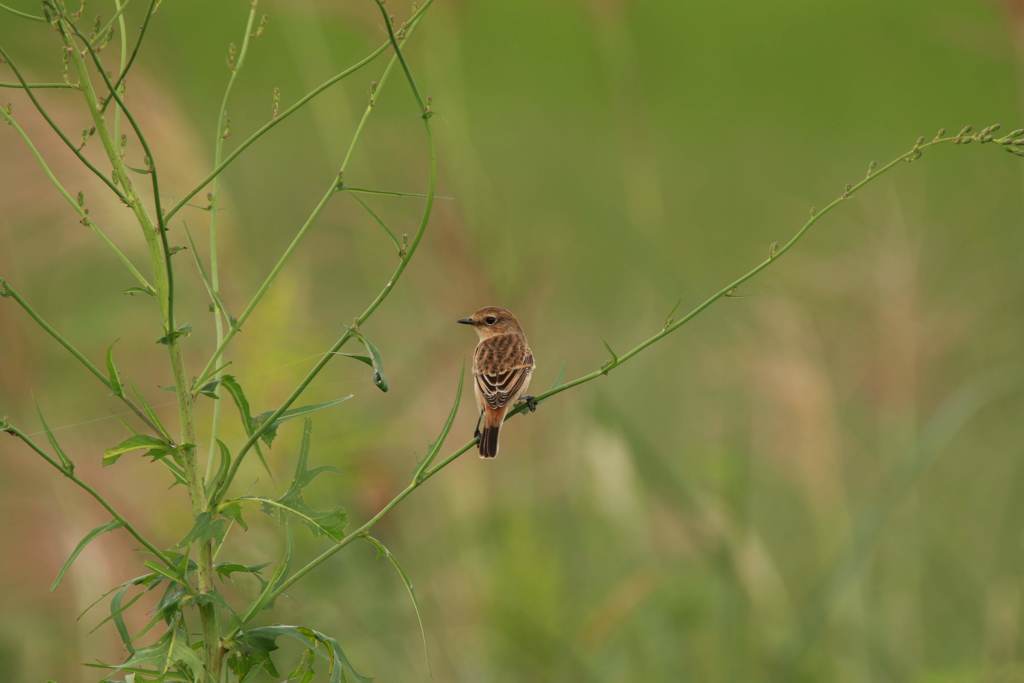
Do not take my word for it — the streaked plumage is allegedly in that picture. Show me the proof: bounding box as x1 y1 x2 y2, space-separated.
458 306 535 457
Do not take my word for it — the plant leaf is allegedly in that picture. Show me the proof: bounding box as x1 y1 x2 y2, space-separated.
103 434 173 466
215 562 269 582
35 401 74 475
50 519 123 591
414 363 463 480
220 375 272 475
353 331 388 392
205 439 232 499
110 584 136 654
155 323 192 345
234 624 370 683
252 395 354 448
106 340 124 397
364 534 431 677
178 511 229 548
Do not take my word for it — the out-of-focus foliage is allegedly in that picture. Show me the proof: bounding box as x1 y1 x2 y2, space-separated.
1 0 1023 680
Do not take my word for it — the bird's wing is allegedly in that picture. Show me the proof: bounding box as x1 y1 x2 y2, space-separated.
474 336 534 411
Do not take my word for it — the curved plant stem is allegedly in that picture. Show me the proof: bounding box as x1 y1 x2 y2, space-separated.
0 279 163 436
191 1 434 396
209 2 437 506
0 1 44 21
161 0 434 224
0 106 155 293
0 44 129 204
0 81 75 89
240 133 1011 622
3 424 174 569
97 0 157 114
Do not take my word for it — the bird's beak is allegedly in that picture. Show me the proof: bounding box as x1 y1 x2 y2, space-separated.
457 317 475 325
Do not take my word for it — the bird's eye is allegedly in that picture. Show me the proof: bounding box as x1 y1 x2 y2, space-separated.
484 315 497 325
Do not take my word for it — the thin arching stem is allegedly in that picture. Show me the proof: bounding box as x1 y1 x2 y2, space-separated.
3 424 174 570
238 134 1013 623
209 3 438 507
161 0 435 224
0 45 129 203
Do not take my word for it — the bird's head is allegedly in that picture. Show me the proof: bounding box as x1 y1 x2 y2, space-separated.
457 306 523 339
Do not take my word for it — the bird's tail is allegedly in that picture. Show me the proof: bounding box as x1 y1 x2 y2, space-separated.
478 410 504 458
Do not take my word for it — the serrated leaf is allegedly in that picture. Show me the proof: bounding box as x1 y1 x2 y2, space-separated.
252 395 354 448
50 519 123 591
227 420 346 539
220 500 249 531
215 562 268 582
156 323 192 346
106 340 124 397
235 624 370 683
220 375 272 476
178 511 228 548
35 401 73 475
103 434 173 466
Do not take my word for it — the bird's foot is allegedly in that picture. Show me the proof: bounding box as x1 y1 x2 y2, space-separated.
518 395 538 413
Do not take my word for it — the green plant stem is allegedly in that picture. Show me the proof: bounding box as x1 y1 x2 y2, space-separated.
0 44 129 203
0 1 44 21
161 0 434 224
93 0 133 47
210 90 437 509
239 134 1002 623
205 2 259 487
98 0 157 114
0 106 155 293
112 0 128 167
0 279 163 435
58 16 219 674
0 81 76 88
3 424 174 569
191 6 432 395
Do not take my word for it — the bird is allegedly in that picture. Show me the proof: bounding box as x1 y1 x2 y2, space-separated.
458 306 536 458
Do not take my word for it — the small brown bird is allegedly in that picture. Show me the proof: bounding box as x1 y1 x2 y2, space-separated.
458 306 536 457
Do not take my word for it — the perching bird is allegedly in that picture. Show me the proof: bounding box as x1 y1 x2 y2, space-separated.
458 306 536 457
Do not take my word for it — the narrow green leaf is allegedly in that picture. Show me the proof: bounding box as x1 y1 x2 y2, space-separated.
110 584 136 654
50 519 123 591
354 332 388 392
184 223 234 328
143 560 188 588
35 401 74 475
364 534 431 677
249 523 292 616
205 439 232 499
415 363 463 480
103 434 173 466
106 340 124 397
127 384 172 441
123 286 155 297
220 374 272 475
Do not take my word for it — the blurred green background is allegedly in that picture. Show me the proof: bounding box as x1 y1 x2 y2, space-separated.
2 0 1024 680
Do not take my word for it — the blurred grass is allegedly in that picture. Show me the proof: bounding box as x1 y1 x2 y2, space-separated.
2 0 1024 680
